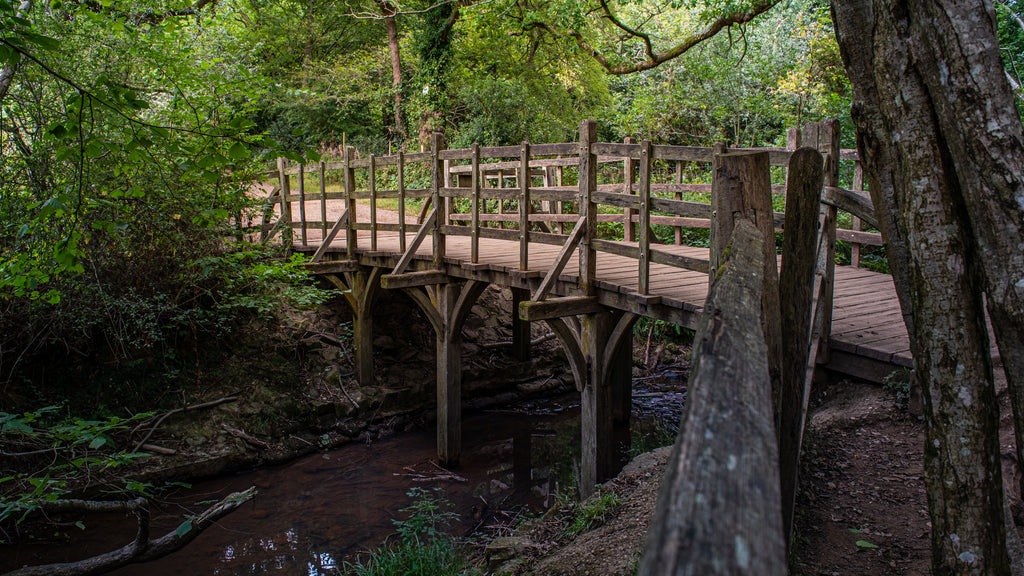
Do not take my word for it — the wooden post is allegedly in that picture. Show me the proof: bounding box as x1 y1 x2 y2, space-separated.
277 157 293 248
777 147 825 547
707 142 727 282
436 283 461 466
623 137 637 242
578 120 598 296
298 163 307 246
803 120 839 362
471 144 480 263
637 140 652 295
369 155 378 252
431 133 446 270
851 160 864 267
511 287 531 362
319 161 327 240
401 280 486 467
710 150 784 430
581 311 614 495
639 220 786 576
519 141 531 270
674 160 683 245
398 151 407 252
344 146 357 257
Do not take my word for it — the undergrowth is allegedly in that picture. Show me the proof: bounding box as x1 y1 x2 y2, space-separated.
346 487 481 576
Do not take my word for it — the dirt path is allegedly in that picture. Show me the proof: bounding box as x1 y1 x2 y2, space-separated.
498 371 1022 575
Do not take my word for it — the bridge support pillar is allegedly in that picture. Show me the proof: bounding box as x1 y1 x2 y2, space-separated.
511 288 532 362
402 279 488 466
322 266 383 386
536 309 637 498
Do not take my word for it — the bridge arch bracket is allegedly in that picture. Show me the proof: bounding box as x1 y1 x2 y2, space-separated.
321 265 384 387
534 307 638 497
399 279 488 467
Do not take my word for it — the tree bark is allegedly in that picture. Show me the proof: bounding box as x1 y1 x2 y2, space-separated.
903 0 1024 510
376 0 405 140
832 1 1021 573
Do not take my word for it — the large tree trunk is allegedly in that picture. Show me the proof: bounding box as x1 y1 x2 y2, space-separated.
832 1 1022 573
376 0 405 140
904 0 1024 510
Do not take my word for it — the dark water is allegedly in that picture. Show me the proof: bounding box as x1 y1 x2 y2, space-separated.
3 384 683 576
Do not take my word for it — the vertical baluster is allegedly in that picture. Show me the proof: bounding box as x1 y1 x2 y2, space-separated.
398 151 406 252
638 140 652 295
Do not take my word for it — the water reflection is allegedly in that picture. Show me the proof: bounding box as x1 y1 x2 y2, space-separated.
3 385 684 576
103 402 582 576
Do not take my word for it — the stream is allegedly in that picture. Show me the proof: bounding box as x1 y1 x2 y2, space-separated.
3 381 685 576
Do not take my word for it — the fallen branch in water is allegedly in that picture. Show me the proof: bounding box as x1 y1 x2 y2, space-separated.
3 487 257 576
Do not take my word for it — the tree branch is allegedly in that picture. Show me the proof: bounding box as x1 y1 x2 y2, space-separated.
534 0 779 75
3 487 256 576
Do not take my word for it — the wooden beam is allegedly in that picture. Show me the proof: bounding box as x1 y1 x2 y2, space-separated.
391 208 437 276
303 260 359 274
310 209 350 263
531 214 587 302
380 270 448 289
519 296 603 322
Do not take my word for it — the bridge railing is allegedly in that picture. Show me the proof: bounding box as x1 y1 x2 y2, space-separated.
260 119 881 344
638 217 788 575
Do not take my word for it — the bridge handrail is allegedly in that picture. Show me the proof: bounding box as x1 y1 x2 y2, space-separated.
638 218 787 575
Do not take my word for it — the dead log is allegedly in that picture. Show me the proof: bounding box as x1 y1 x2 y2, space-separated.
3 487 256 576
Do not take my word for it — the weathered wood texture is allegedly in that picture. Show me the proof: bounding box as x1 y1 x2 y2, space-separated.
778 147 826 543
710 151 784 430
639 219 786 575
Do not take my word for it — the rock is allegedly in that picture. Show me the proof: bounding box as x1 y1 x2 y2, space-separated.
487 536 526 571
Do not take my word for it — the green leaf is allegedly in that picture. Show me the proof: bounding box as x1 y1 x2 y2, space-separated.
855 540 879 549
175 520 192 537
88 436 107 450
75 521 86 530
228 142 248 160
848 528 863 534
21 31 61 51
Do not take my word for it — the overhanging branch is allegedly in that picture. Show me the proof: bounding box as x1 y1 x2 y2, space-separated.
535 0 779 75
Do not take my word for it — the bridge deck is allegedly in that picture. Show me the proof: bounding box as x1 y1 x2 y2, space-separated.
296 229 911 382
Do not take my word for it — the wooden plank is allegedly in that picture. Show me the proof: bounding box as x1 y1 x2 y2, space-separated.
822 186 879 229
650 144 715 163
649 248 710 274
310 209 350 263
591 142 641 158
380 270 449 289
519 296 603 321
649 197 713 218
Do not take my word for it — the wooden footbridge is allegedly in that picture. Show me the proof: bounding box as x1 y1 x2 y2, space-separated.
260 119 904 572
